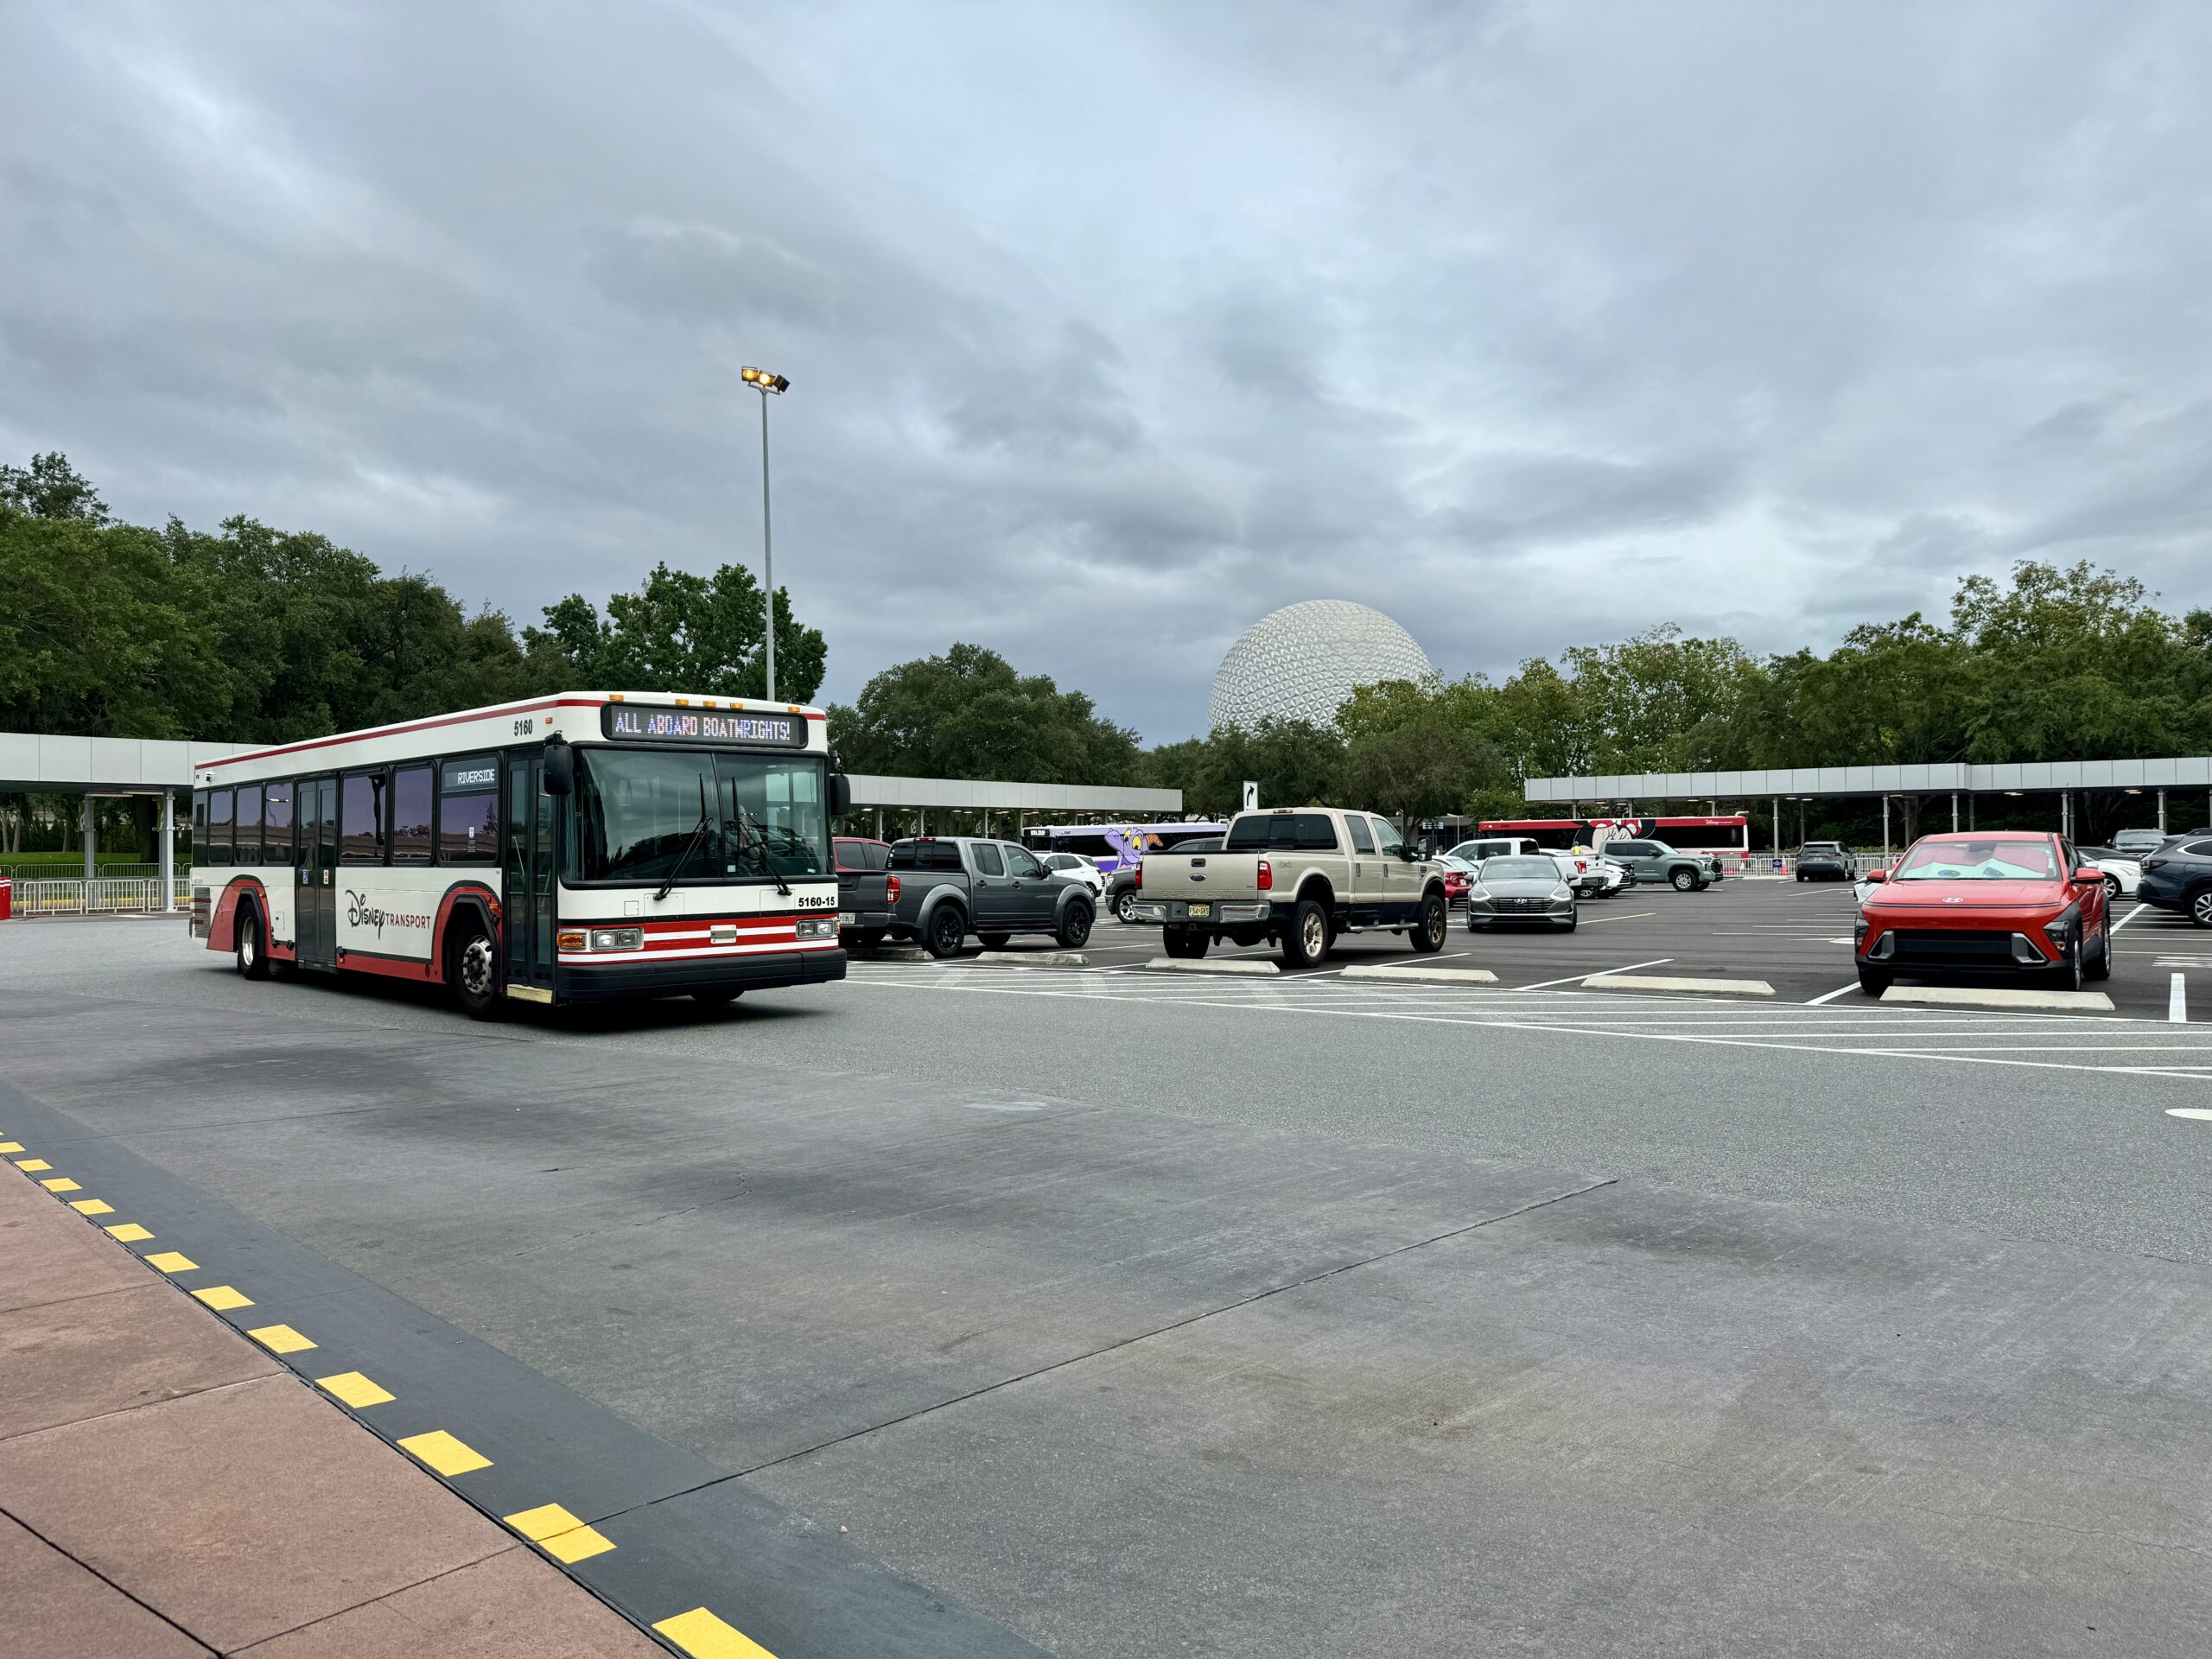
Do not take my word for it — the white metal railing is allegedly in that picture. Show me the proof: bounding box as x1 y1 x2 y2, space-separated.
5 877 189 916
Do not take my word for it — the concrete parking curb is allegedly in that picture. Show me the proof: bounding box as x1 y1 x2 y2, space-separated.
977 950 1090 967
1582 974 1777 997
1144 957 1281 976
1340 963 1501 983
1878 986 2117 1013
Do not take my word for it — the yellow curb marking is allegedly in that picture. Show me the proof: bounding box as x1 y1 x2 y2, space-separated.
315 1371 395 1409
146 1251 198 1274
15 1159 51 1171
191 1285 253 1311
246 1323 317 1355
397 1430 492 1477
0 1142 22 1154
105 1224 154 1243
69 1198 115 1216
505 1502 617 1563
41 1179 81 1193
653 1607 780 1658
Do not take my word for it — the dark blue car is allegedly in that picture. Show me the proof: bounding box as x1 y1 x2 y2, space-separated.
2137 835 2212 926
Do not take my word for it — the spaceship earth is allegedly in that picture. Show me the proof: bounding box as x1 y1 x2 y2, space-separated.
1207 600 1435 731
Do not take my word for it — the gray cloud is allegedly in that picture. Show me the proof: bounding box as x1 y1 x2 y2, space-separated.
3 0 2209 741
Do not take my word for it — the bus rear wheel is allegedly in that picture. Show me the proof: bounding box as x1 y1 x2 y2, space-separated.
236 907 270 980
448 918 501 1020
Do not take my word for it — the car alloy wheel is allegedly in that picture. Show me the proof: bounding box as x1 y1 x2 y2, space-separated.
2192 887 2212 928
1116 890 1139 924
1670 868 1696 891
2104 874 2121 900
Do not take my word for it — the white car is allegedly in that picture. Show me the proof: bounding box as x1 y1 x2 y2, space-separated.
1038 851 1107 897
2079 849 2141 899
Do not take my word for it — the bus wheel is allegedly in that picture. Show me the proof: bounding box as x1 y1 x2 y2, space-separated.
448 918 501 1020
236 907 270 980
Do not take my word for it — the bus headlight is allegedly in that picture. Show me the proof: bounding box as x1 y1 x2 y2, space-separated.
588 927 643 952
795 916 838 940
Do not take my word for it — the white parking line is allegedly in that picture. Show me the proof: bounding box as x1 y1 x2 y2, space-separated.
1805 983 1859 1006
1516 957 1670 991
2113 902 2150 932
2173 972 2188 1024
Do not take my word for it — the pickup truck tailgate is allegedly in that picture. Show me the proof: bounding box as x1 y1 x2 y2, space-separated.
1137 849 1273 919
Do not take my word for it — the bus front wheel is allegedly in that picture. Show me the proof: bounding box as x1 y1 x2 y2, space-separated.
448 918 502 1020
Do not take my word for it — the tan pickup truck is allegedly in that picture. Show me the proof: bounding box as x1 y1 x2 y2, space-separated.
1129 806 1451 968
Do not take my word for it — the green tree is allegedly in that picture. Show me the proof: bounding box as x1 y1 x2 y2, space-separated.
0 452 109 524
524 561 825 703
1184 718 1346 816
830 643 1141 783
1344 715 1499 833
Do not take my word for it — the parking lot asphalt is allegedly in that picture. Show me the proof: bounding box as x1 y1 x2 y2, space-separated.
7 907 2212 1656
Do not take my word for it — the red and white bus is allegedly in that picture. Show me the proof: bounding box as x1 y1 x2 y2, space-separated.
188 691 850 1016
1480 815 1751 855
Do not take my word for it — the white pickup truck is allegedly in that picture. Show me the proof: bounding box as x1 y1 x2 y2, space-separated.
1129 806 1452 968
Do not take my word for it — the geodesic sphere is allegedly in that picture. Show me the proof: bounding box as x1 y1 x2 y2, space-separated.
1208 600 1434 731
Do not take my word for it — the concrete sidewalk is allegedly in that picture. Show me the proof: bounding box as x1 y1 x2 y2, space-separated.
0 1151 663 1658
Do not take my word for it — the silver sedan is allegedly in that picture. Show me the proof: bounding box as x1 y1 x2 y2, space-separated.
1465 855 1579 932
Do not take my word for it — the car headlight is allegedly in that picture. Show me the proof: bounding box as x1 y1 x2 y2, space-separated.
1551 887 1573 901
1467 885 1491 902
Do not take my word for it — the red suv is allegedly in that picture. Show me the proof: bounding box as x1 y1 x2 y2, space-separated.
1855 831 2110 996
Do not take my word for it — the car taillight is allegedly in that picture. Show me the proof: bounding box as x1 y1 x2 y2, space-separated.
1135 863 1143 889
1257 858 1273 891
886 874 900 903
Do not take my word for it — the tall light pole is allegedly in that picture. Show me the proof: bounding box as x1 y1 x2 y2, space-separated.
741 365 790 699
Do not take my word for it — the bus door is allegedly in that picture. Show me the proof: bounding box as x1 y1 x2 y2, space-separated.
296 777 337 969
504 754 556 995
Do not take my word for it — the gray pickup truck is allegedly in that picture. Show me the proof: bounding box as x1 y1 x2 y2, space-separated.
1599 836 1725 891
888 836 1098 958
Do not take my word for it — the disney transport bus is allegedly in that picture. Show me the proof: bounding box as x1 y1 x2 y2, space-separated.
188 692 852 1016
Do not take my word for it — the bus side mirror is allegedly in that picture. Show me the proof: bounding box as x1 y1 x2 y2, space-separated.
830 772 853 817
543 738 574 796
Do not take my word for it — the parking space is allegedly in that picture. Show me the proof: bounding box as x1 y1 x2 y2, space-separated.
882 875 2199 1020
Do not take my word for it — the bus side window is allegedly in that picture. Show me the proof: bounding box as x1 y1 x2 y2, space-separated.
235 785 262 866
192 791 208 863
391 766 433 864
207 788 234 866
340 772 386 864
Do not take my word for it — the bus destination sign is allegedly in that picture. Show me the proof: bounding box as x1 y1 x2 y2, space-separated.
601 704 807 747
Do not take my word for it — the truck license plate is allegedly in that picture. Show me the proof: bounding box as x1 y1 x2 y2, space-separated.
837 912 855 925
1187 903 1211 918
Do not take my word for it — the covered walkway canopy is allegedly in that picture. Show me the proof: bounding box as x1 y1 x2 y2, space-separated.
1527 756 2212 853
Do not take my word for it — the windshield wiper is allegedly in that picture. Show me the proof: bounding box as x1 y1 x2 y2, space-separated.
733 805 793 896
656 778 711 901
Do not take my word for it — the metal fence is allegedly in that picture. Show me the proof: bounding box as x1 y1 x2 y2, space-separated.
0 861 163 882
7 877 189 916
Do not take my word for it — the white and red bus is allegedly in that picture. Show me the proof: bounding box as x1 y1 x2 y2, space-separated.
188 691 850 1016
1480 815 1751 855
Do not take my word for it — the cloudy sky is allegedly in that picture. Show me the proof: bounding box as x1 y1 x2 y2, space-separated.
5 3 2209 740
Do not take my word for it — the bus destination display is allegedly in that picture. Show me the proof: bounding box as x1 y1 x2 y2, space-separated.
601 705 806 746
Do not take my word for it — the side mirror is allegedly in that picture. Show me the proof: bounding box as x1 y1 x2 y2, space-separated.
543 737 575 797
829 772 853 817
1864 868 1887 884
2075 868 2102 885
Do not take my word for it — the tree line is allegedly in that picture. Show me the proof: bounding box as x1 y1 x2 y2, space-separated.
0 453 825 747
10 450 2211 852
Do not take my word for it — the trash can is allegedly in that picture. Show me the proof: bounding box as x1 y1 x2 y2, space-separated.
0 877 11 920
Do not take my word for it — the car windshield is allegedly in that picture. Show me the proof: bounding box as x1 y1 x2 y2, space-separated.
573 747 829 883
1483 857 1560 881
1893 840 2057 880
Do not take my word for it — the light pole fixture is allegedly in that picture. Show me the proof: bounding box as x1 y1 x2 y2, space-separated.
741 366 790 700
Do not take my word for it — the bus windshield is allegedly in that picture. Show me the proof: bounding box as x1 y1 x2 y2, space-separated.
571 747 829 885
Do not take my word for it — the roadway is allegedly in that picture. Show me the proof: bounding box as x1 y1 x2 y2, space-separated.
4 897 2210 1657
